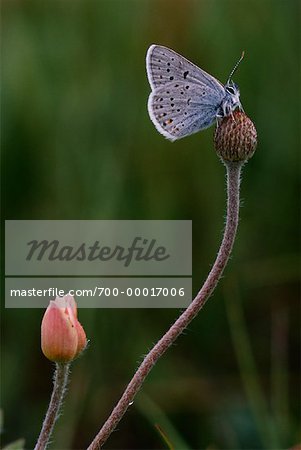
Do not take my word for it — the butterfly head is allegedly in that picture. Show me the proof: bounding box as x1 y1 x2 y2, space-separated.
219 81 242 118
219 51 245 118
225 81 241 107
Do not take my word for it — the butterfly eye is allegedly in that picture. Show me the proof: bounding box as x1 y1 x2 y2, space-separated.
226 86 235 95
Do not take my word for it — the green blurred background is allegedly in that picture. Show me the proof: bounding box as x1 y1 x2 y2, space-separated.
2 0 300 449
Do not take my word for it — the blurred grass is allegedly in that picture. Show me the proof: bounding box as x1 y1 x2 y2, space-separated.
136 393 191 449
224 277 279 449
1 0 300 449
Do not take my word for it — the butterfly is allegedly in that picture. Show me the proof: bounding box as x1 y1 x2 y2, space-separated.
146 45 244 141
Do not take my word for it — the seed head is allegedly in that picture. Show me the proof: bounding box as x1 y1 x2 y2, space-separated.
214 111 257 163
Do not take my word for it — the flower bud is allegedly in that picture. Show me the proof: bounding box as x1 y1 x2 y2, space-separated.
214 111 257 163
41 295 87 362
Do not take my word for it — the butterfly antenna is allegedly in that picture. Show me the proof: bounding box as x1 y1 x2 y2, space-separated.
227 51 245 84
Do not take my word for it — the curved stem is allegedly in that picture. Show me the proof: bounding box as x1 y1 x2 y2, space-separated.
34 362 70 450
87 161 242 450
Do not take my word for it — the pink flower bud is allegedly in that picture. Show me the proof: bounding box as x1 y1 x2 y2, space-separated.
41 295 87 362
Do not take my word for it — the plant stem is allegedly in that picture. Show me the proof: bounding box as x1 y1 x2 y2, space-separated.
34 362 70 450
87 161 242 450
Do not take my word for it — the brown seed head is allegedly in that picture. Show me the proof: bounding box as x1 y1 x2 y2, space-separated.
214 111 257 163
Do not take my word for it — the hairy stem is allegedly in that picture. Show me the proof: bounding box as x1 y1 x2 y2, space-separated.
87 161 242 450
34 362 70 450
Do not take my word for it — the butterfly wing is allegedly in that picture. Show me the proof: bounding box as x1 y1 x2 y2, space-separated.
146 45 225 141
148 83 223 141
146 45 224 91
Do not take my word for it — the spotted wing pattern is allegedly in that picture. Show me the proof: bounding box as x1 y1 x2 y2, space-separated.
146 45 225 141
